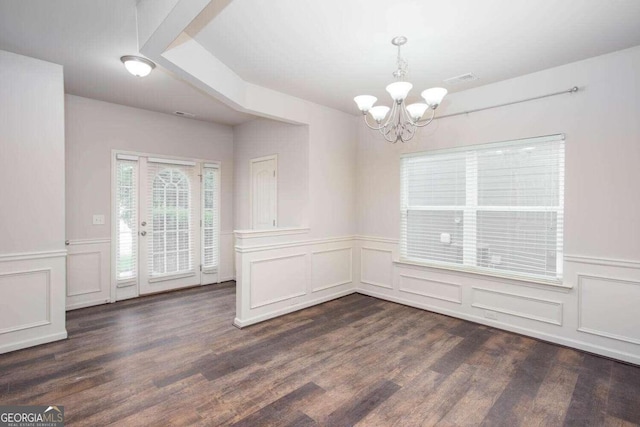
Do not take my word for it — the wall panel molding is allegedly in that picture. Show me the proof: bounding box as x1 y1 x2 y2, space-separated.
66 251 102 297
398 273 462 304
311 247 352 292
0 268 51 334
0 251 67 354
360 247 393 289
249 253 307 309
471 287 563 326
578 274 640 345
66 240 111 310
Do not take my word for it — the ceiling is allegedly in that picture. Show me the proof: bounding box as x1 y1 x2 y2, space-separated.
193 0 640 113
2 1 640 123
0 0 253 125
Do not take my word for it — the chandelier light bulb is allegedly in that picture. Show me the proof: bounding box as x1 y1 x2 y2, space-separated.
406 103 429 121
421 87 448 108
353 95 377 112
369 105 390 122
386 81 413 102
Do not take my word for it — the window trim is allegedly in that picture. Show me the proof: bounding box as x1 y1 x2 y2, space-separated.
400 133 565 284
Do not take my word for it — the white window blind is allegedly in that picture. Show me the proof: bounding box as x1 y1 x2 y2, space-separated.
147 163 197 278
202 165 219 272
116 158 138 281
401 134 565 282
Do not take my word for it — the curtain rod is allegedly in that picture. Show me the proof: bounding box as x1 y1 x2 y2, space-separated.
436 86 579 120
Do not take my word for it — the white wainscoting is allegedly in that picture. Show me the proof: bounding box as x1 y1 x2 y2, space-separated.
0 250 67 354
234 230 355 327
360 247 393 289
355 236 640 365
311 247 352 292
250 253 307 308
399 273 462 304
577 274 640 345
471 287 563 326
66 239 111 310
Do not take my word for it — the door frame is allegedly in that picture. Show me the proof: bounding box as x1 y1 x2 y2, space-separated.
249 154 278 229
110 149 222 302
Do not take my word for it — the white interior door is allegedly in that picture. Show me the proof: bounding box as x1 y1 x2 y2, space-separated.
138 157 201 295
251 155 277 229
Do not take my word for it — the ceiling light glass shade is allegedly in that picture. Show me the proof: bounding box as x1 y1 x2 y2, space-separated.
353 95 377 112
406 103 429 120
421 87 448 108
369 105 390 122
120 55 155 77
386 81 413 102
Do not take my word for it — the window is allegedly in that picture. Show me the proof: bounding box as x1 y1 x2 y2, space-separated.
116 157 138 281
202 164 220 272
148 166 194 277
401 134 565 282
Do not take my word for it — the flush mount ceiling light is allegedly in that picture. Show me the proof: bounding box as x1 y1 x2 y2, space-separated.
120 55 156 77
354 36 448 143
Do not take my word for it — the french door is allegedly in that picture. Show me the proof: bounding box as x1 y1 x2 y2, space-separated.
114 153 219 300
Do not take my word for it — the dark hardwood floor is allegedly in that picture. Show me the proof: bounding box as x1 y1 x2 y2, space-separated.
1 283 639 426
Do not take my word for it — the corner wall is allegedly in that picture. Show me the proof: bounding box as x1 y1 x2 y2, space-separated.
355 46 640 364
0 50 67 353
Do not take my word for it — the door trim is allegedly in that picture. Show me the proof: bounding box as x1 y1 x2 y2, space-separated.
110 150 222 302
249 154 278 230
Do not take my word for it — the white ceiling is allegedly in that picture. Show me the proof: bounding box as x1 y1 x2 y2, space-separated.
2 0 640 123
194 0 640 113
0 0 253 125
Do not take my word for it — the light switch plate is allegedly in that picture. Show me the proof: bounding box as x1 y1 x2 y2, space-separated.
93 214 105 225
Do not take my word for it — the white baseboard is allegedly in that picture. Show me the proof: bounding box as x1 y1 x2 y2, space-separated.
356 287 640 366
0 331 68 354
66 298 111 311
233 289 356 328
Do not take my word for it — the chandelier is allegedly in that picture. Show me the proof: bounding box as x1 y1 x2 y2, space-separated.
354 36 448 143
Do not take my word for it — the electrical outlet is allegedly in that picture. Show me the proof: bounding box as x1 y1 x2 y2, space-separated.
484 310 498 320
92 214 105 225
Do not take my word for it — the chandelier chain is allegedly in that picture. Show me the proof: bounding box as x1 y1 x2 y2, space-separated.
393 43 408 80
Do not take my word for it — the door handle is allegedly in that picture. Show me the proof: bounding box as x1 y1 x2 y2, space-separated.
140 231 147 236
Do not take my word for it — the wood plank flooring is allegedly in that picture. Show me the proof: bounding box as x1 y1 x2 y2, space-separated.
1 283 639 426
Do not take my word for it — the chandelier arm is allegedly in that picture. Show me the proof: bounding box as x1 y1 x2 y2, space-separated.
384 101 398 129
414 108 437 127
363 114 385 130
399 104 412 139
380 122 398 143
402 122 417 142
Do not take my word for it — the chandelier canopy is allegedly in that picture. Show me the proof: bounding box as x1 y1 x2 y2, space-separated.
354 36 448 143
